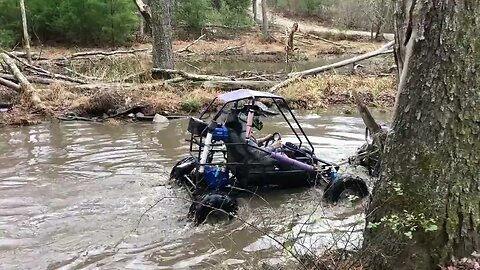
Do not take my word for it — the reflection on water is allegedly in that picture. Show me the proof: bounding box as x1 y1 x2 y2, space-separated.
0 111 390 269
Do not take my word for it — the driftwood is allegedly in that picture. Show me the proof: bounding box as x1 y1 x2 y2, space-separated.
269 40 394 92
1 53 51 114
0 77 20 91
176 34 206 53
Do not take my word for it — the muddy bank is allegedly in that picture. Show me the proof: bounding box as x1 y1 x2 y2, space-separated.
0 74 396 127
0 30 395 126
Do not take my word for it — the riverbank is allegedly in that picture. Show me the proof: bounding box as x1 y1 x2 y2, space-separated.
0 30 395 127
0 74 396 127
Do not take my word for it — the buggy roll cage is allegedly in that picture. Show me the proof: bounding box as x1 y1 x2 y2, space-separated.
187 89 315 165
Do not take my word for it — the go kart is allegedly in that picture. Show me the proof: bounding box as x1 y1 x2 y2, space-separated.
170 89 369 225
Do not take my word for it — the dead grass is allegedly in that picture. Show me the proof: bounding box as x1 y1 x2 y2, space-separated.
279 74 396 110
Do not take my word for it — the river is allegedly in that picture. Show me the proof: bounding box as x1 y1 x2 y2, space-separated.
0 111 390 269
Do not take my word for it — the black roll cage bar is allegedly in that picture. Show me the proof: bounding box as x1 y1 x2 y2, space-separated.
189 96 315 162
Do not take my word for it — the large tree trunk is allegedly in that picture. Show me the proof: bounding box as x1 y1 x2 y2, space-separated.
19 0 32 64
150 0 174 69
363 1 480 269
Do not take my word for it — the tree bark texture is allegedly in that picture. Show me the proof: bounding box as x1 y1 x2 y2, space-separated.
261 0 269 37
253 0 257 22
19 0 32 64
151 0 174 69
363 1 480 269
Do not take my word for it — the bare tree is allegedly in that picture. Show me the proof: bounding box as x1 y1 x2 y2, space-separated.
133 0 152 36
19 0 32 64
363 1 480 269
150 0 174 69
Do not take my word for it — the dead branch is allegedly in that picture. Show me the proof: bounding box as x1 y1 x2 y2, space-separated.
0 72 74 85
218 45 244 54
9 51 48 61
297 32 345 47
0 77 20 91
1 53 52 114
176 34 206 53
132 0 152 33
67 48 150 59
4 51 87 84
353 90 382 134
152 68 232 81
201 80 278 90
269 41 394 92
285 22 299 63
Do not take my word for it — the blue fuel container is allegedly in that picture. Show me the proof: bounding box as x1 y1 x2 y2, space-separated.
204 166 229 189
212 126 229 141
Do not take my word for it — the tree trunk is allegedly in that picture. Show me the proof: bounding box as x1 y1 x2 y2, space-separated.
363 1 480 269
252 0 257 22
261 0 269 37
150 0 174 69
19 0 32 64
133 0 152 35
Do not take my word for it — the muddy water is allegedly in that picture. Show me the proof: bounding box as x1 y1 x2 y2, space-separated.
0 111 391 269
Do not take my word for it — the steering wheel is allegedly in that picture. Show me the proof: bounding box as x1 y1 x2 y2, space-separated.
264 132 282 147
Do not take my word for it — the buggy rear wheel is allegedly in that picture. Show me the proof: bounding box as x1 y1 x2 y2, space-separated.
323 175 369 203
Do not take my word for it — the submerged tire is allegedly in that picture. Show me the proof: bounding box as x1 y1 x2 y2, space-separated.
323 175 369 203
170 156 197 185
189 192 238 226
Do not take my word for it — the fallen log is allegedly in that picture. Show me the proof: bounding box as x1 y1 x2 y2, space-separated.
1 53 52 114
269 41 394 92
4 51 87 84
0 77 20 91
289 41 394 78
297 32 345 47
176 34 206 53
202 80 278 90
152 68 232 81
67 48 150 59
218 45 244 54
0 72 71 85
